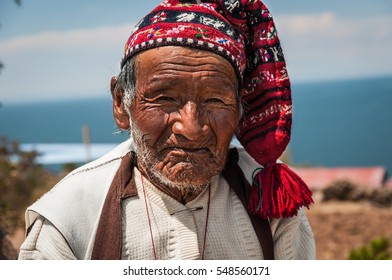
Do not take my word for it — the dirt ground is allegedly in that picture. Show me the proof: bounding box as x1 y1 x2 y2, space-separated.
305 192 392 260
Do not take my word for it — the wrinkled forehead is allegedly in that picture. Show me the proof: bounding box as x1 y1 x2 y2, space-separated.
134 46 238 89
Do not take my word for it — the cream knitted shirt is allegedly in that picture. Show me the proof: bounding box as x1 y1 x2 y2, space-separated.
19 167 315 260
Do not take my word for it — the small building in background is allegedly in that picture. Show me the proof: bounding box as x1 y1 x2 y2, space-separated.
292 166 388 191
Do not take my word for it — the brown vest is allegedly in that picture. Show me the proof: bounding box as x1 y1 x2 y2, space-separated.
91 148 274 260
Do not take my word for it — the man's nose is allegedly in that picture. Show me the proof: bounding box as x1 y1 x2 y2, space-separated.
172 101 209 141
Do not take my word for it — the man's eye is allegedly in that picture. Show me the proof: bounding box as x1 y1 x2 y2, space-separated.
156 96 176 102
205 98 224 104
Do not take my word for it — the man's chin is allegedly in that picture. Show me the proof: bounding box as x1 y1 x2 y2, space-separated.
152 167 212 190
136 146 226 191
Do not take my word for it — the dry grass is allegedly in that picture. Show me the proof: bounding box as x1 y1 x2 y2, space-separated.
306 194 392 260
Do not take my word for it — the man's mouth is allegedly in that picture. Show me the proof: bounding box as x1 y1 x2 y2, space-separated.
160 146 211 158
171 147 209 153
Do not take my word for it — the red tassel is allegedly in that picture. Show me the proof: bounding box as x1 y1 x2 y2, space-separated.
248 163 314 219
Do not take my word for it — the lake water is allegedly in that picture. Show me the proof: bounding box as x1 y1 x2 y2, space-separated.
1 75 391 174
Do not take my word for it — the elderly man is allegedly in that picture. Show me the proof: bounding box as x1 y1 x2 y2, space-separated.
19 0 315 260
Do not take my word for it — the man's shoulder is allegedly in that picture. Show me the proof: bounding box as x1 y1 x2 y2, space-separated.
29 139 133 211
24 139 134 259
37 139 132 198
64 139 133 179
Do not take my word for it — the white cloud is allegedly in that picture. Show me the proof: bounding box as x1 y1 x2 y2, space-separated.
276 12 392 40
278 12 337 37
0 24 135 102
0 24 133 54
274 12 392 82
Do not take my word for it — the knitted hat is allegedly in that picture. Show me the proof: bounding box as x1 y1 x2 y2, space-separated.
122 0 313 219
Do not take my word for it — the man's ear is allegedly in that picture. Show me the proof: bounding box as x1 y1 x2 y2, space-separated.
110 76 130 130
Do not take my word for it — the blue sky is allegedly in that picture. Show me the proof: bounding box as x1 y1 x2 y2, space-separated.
0 0 391 103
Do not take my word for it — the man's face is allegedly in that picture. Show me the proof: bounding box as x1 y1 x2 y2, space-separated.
129 46 240 191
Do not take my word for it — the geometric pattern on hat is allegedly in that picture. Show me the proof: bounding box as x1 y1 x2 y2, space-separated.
122 1 246 81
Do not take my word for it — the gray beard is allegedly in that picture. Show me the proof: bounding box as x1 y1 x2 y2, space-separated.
129 126 208 197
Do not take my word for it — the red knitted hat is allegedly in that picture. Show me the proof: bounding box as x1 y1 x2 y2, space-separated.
122 0 313 219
